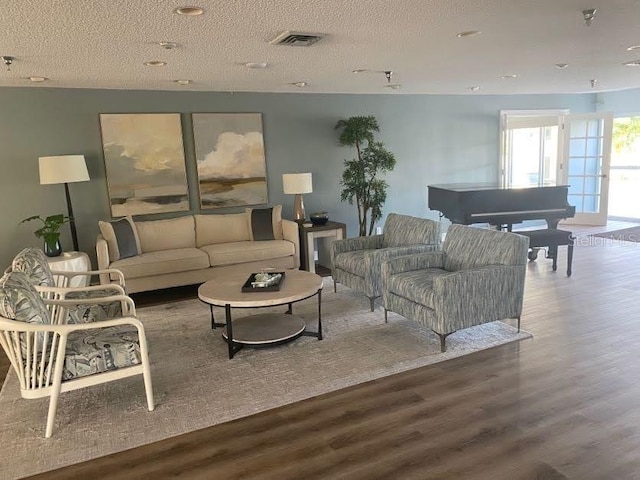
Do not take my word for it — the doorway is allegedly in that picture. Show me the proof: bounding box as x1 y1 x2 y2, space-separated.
608 116 640 220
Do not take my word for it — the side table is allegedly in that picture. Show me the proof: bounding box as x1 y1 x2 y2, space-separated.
298 221 347 274
45 251 92 287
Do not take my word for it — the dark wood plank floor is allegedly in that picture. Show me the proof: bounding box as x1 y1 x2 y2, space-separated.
4 227 640 479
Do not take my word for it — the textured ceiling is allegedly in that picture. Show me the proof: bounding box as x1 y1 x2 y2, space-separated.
2 0 640 95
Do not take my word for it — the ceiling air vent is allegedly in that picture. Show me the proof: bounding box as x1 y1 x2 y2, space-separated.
269 31 324 47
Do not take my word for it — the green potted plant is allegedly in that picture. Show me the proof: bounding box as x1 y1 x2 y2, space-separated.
20 214 70 257
335 115 397 236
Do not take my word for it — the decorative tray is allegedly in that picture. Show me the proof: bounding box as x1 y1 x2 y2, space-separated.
241 272 285 292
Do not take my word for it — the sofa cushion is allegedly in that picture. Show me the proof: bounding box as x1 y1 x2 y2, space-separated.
136 216 196 253
194 213 250 247
387 268 450 310
334 250 368 278
246 205 283 241
200 240 294 267
98 216 141 261
63 325 141 381
111 248 209 279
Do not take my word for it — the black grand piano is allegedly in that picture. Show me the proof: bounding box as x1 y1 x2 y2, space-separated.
428 183 576 230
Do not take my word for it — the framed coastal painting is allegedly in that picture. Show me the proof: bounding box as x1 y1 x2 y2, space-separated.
191 113 268 209
99 113 190 217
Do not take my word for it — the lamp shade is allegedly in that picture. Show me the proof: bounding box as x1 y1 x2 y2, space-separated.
39 155 90 185
282 173 313 194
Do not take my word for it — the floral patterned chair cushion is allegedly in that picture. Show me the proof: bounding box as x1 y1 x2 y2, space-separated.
11 248 55 287
63 325 141 381
64 290 123 324
0 271 49 325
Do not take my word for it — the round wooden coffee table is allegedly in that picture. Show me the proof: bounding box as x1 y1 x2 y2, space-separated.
198 269 323 359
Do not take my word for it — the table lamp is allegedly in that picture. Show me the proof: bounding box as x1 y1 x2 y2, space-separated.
38 154 90 252
282 173 313 222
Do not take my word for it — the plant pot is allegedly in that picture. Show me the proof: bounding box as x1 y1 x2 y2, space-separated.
43 235 62 257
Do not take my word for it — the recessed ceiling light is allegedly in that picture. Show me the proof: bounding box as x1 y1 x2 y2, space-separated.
623 60 640 66
500 74 518 79
144 60 167 67
28 76 48 82
174 79 192 85
627 45 640 51
555 63 569 69
289 81 308 87
469 86 480 92
173 6 204 16
158 41 179 50
352 69 368 73
244 62 268 69
457 30 481 38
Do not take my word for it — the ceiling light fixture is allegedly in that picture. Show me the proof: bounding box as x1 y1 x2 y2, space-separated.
384 70 393 83
623 60 640 66
2 55 14 71
143 60 167 67
582 8 597 27
173 6 204 16
590 79 598 88
626 45 640 51
244 62 268 69
289 81 308 87
174 79 191 85
500 74 518 79
456 30 481 38
469 86 480 92
385 84 402 90
158 41 179 50
352 69 367 73
555 63 569 69
28 76 48 82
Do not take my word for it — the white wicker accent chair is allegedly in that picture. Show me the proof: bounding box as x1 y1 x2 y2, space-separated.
0 271 154 438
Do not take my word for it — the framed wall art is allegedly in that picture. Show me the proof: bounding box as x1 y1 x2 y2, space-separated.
192 113 268 209
99 113 190 217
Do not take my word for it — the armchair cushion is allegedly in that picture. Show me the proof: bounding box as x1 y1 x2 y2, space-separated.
385 268 448 310
11 247 55 287
333 250 368 278
0 271 49 325
63 325 141 381
64 290 124 324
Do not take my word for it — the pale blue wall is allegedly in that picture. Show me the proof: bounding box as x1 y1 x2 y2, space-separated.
0 86 618 268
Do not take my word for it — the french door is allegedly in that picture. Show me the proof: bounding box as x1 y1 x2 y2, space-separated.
560 113 613 225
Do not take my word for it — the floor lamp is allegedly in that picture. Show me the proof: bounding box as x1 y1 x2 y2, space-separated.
38 155 90 252
283 173 313 222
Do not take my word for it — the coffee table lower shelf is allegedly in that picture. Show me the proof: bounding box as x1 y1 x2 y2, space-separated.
221 313 306 345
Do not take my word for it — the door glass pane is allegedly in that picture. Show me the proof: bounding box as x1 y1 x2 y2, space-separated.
568 157 585 175
583 194 599 213
568 194 583 211
571 119 588 137
568 176 584 195
587 120 600 137
585 157 599 175
585 176 599 194
570 138 586 155
586 138 600 156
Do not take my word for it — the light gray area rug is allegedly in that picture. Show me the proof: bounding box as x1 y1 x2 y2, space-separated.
0 278 532 479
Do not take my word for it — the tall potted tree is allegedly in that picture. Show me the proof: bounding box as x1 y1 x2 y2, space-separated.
335 115 396 236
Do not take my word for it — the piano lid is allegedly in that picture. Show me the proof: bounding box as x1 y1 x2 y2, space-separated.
428 182 569 192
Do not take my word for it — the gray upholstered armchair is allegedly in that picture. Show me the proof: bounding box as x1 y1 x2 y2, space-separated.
381 224 529 352
331 213 441 311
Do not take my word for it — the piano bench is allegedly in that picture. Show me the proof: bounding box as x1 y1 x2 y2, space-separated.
517 228 574 277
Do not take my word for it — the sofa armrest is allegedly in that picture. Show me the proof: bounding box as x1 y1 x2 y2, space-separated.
96 235 111 285
330 235 385 270
282 219 300 268
432 264 526 329
381 251 445 277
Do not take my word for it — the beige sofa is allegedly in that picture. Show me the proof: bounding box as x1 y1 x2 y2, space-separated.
96 210 300 293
